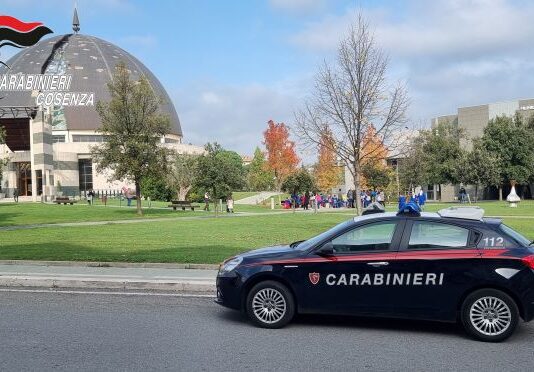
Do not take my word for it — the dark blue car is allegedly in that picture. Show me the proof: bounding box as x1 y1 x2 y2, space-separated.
216 206 534 342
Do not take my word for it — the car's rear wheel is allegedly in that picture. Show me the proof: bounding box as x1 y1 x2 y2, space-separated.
461 289 519 342
246 281 295 329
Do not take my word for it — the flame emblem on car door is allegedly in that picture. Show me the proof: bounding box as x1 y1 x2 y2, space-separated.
309 272 320 285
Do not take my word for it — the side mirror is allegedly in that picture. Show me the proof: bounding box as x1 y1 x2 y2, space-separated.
317 242 334 256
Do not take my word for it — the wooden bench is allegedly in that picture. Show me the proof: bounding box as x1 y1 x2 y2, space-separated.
55 197 78 205
168 200 200 211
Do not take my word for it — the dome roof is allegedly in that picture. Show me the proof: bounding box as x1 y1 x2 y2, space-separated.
0 33 182 136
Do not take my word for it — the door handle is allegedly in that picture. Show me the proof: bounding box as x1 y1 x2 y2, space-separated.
367 261 389 267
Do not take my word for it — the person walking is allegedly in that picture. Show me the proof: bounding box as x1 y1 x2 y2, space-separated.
204 191 210 211
315 193 322 209
398 192 406 210
226 194 234 213
86 190 92 205
365 191 371 208
418 189 426 210
13 188 19 203
303 191 310 210
376 189 383 206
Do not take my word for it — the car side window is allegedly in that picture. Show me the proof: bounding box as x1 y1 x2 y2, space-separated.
331 222 397 253
408 221 469 249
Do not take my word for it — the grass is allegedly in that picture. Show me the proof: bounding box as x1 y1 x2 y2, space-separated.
1 200 533 264
0 200 282 226
0 202 197 226
0 213 350 263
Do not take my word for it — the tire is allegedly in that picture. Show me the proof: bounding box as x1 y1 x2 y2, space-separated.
461 288 519 342
246 280 295 329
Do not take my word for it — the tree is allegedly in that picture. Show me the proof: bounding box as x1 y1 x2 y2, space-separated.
315 129 342 192
141 175 173 201
247 147 275 191
454 140 500 201
295 15 409 215
397 142 426 193
418 121 464 187
361 162 392 190
167 153 200 200
281 167 315 195
359 124 390 189
0 126 6 186
480 114 534 199
263 120 299 190
92 62 171 215
196 143 245 214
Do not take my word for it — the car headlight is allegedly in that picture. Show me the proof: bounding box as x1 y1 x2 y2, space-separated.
219 257 243 274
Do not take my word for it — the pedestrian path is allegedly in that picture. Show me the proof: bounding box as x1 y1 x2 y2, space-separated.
0 262 218 293
234 191 281 205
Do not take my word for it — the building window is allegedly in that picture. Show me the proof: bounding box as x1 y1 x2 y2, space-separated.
72 135 107 143
53 135 65 143
164 137 179 144
78 159 93 193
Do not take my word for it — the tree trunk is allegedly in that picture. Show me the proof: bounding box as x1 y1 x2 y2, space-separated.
178 185 191 201
498 186 503 201
474 184 478 203
135 181 142 216
353 161 362 216
213 187 218 217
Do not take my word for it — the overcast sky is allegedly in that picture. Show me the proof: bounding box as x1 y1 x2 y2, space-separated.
1 0 534 157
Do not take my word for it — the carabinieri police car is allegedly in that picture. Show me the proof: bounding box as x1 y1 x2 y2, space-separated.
216 204 534 342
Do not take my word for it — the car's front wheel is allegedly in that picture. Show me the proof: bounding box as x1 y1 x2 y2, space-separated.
246 280 295 329
461 288 519 342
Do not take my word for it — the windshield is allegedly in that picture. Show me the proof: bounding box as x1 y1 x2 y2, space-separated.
500 224 531 247
294 220 353 251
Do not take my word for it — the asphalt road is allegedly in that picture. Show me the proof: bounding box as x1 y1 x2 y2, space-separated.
1 289 533 372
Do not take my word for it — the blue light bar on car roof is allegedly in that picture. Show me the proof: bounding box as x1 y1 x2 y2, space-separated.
397 201 421 217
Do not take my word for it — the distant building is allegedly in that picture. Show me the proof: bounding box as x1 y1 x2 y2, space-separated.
430 98 534 201
241 155 253 166
0 10 203 201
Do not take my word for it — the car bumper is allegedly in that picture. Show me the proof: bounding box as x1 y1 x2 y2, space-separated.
215 275 242 311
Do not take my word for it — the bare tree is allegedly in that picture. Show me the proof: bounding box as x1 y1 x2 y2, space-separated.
295 15 409 215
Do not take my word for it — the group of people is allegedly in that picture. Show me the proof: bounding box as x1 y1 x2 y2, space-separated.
282 188 428 211
356 189 386 208
281 191 346 210
398 189 427 210
283 189 388 210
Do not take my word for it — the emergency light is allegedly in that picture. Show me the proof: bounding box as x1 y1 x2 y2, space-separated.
397 201 421 217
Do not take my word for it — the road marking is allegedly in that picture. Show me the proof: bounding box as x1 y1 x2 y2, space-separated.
0 288 215 298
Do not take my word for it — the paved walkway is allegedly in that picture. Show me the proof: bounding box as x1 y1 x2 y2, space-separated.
234 191 281 205
0 262 218 293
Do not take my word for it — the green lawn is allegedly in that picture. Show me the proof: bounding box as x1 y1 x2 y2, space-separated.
1 200 533 264
0 213 350 263
0 202 199 226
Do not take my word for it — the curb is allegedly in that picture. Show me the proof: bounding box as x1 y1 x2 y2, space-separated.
0 260 219 270
0 276 216 293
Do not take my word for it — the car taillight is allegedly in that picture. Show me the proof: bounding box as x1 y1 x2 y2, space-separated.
521 255 534 269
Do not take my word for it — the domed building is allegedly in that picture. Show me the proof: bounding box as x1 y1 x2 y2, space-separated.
0 10 202 200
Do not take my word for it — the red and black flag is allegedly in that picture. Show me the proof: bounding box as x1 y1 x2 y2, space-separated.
0 15 52 48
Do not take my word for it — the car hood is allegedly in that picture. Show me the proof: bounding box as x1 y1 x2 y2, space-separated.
239 244 298 260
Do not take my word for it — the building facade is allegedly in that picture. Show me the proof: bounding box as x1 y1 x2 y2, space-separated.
0 18 203 201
